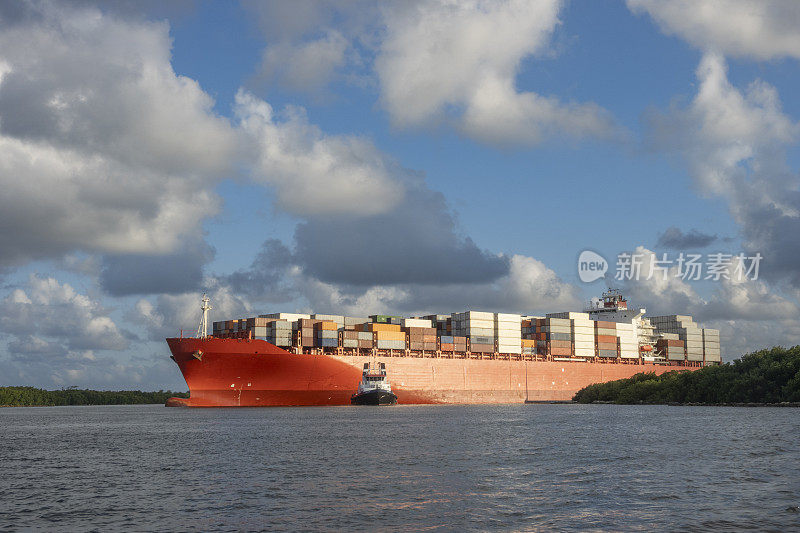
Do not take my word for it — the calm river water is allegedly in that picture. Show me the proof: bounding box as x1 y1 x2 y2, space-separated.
1 404 798 531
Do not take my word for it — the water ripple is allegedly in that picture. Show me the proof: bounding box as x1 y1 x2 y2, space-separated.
0 404 798 531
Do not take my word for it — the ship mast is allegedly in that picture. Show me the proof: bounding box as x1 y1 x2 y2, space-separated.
196 293 212 338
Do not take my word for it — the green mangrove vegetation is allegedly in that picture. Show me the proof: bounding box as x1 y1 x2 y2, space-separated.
0 386 189 407
573 346 800 405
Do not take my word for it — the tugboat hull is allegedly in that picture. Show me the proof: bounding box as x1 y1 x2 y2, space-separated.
351 389 398 406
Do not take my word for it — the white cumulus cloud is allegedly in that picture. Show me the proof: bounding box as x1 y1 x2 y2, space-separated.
375 0 616 145
236 90 406 217
0 275 128 358
646 53 800 286
0 3 236 266
628 0 800 60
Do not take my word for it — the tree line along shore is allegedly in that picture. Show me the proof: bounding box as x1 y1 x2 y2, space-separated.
573 346 800 405
0 387 189 407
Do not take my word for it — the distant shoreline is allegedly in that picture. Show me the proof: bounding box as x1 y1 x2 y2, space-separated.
572 346 800 405
572 401 800 407
0 386 188 407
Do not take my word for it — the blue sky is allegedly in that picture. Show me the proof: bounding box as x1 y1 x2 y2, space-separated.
1 0 799 390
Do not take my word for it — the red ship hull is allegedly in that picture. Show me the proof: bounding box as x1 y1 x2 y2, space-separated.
166 337 691 407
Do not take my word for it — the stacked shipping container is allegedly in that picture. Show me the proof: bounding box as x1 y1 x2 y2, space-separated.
542 317 572 357
617 323 639 358
548 312 595 358
211 308 720 363
650 315 715 362
358 322 405 350
452 311 495 353
594 320 618 358
703 329 721 363
495 313 522 354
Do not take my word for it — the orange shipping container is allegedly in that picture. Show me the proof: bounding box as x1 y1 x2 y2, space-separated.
657 339 685 347
366 323 402 332
594 321 617 329
375 331 405 341
596 334 618 344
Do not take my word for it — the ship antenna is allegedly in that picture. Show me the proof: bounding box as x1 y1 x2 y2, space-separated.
196 293 212 338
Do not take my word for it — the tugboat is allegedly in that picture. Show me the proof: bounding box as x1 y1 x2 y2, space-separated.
350 362 397 405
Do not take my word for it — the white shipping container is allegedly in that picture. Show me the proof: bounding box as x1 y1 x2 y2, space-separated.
312 314 344 322
464 320 494 329
453 311 494 320
495 326 522 333
495 313 522 322
402 318 434 328
376 340 405 349
547 312 590 320
465 327 495 336
261 313 311 321
543 325 572 334
498 346 522 354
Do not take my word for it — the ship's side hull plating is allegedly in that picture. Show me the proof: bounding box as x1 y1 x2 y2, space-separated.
166 337 686 407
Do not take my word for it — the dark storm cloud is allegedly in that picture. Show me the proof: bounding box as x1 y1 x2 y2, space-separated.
100 241 214 296
734 190 800 287
293 185 510 286
222 239 296 302
0 1 43 28
656 226 718 249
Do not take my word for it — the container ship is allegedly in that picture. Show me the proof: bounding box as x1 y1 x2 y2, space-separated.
165 290 720 407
